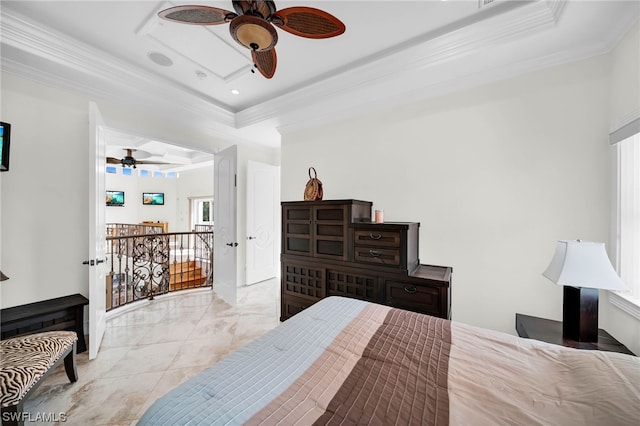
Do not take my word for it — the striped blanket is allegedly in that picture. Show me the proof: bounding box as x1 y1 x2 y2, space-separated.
139 297 639 425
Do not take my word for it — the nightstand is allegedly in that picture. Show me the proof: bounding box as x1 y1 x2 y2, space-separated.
515 313 635 356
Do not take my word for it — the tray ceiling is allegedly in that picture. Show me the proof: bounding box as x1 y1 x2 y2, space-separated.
1 1 638 149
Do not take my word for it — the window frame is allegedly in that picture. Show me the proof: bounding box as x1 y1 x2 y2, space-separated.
189 196 214 230
609 117 640 320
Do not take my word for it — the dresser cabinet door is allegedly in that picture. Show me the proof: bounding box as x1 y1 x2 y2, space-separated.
313 204 349 260
282 205 313 256
327 268 381 301
283 203 351 261
281 261 326 301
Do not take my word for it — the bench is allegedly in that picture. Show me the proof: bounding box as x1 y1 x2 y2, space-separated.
0 331 78 426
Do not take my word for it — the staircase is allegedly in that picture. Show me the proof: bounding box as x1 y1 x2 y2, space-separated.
169 260 207 291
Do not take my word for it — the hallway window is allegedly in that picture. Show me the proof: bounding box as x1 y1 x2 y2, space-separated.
191 197 214 230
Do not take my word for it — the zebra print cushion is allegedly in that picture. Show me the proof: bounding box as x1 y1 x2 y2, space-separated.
0 331 77 407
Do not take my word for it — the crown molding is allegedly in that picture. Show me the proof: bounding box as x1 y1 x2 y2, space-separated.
237 0 566 129
0 8 240 130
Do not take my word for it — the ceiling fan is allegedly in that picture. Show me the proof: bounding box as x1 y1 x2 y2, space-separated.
106 148 178 168
158 0 346 79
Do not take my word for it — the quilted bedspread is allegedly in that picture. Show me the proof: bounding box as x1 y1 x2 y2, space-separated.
139 297 640 425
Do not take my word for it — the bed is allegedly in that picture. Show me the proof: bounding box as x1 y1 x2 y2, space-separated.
139 296 639 425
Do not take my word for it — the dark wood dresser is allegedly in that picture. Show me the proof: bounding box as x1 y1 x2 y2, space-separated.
280 199 452 321
1 294 89 353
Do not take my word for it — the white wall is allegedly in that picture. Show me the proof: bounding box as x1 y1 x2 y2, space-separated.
104 166 214 232
105 170 177 228
608 23 640 129
1 73 89 307
0 72 279 309
281 54 618 341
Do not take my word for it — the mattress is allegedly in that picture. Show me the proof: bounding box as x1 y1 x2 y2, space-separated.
139 296 640 425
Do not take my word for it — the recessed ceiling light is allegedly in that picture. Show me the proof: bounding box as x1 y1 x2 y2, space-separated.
147 51 173 67
231 89 240 95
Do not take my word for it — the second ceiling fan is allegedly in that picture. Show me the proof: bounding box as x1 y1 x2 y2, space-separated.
158 0 346 79
107 148 178 168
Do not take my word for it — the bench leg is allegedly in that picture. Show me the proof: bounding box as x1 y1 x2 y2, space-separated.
1 401 25 426
63 342 78 383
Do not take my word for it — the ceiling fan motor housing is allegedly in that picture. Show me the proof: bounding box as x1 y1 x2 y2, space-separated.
230 14 278 51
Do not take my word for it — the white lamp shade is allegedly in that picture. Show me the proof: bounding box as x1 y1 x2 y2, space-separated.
542 240 629 292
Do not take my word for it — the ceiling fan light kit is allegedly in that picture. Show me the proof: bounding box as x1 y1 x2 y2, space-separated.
158 1 345 79
230 14 278 51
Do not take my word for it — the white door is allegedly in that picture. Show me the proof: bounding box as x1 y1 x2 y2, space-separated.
246 161 280 284
88 102 107 360
213 145 238 304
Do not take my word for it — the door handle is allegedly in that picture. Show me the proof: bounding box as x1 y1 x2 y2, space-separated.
96 258 105 264
82 260 95 266
226 242 239 247
248 236 256 240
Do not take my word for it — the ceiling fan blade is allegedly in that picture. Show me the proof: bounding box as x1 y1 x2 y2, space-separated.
233 1 275 19
135 160 181 166
158 5 237 25
252 48 277 79
271 7 345 39
106 157 122 164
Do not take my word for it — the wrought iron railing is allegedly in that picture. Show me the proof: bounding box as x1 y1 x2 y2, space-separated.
105 225 214 311
107 223 163 237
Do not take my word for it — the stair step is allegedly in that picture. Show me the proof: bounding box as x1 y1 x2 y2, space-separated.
170 268 203 284
169 277 207 291
169 261 199 274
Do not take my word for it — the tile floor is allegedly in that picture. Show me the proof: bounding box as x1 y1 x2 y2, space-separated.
23 278 280 425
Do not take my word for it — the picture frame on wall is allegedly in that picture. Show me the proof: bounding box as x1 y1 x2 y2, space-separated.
106 190 125 207
142 192 164 205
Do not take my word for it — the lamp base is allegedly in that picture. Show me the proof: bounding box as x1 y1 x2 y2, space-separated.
562 286 598 342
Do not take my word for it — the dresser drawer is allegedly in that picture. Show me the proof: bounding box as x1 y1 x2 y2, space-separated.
353 230 401 247
385 280 443 316
354 246 401 267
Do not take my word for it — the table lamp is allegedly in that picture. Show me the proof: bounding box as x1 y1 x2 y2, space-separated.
542 240 628 342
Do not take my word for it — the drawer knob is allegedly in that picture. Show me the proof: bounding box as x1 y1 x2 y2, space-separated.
369 250 381 257
403 286 417 294
369 233 382 240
